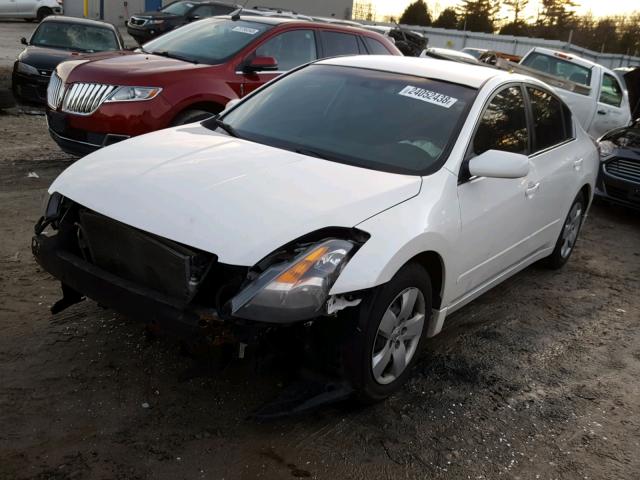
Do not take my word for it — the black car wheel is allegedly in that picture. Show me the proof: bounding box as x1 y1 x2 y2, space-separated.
37 7 52 22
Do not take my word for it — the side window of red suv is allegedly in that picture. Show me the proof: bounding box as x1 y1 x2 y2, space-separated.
255 30 317 71
321 31 362 57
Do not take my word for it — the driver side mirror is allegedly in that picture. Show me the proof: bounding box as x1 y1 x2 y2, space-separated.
21 37 28 45
243 56 278 74
468 150 530 179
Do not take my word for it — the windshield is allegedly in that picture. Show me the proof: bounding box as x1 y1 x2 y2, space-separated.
143 19 271 64
161 1 195 15
213 65 476 175
521 52 592 86
30 23 119 52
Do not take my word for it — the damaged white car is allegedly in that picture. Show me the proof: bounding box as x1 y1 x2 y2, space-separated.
33 56 598 402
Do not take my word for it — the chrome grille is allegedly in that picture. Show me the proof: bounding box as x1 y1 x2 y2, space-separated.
47 72 65 109
129 17 148 26
605 158 640 183
61 82 117 115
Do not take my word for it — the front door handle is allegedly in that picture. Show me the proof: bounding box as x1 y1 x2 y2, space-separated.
525 182 540 199
597 110 607 115
573 158 583 170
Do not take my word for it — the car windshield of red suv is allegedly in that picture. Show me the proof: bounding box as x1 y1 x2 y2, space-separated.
141 18 272 64
30 23 119 52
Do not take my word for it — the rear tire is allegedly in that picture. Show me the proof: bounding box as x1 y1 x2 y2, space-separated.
36 7 52 21
170 109 216 126
544 192 586 269
340 263 432 403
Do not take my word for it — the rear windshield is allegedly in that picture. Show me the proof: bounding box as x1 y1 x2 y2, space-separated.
30 22 119 52
214 65 477 175
521 52 592 86
162 1 195 15
142 18 271 64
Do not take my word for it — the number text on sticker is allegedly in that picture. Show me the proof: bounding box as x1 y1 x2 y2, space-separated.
398 86 458 108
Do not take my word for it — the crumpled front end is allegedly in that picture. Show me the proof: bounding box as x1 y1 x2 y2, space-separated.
33 195 368 337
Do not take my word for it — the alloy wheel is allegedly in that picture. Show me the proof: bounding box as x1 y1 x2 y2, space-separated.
560 201 583 259
371 287 425 385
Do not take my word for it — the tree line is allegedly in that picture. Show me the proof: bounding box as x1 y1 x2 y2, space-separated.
396 0 640 56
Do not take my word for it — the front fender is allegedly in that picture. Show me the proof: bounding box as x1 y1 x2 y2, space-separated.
330 170 460 298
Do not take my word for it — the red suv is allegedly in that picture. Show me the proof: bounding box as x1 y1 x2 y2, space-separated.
46 15 400 156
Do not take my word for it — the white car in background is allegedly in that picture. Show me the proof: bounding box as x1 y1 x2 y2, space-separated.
33 56 598 402
0 0 63 21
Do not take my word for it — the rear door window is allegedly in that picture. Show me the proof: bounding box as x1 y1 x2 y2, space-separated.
527 87 572 152
521 52 592 87
473 86 529 156
599 73 624 107
321 31 361 57
255 30 317 71
363 36 390 54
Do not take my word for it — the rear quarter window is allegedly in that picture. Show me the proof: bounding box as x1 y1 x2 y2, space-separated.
527 86 573 152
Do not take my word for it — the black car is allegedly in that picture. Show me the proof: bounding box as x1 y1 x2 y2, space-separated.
12 16 124 105
126 0 239 44
597 119 640 210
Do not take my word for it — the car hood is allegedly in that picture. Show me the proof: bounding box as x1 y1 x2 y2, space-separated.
18 46 110 71
56 51 204 84
49 124 422 266
132 11 180 19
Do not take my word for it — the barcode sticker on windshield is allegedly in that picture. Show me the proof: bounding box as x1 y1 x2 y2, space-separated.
398 86 458 108
232 26 259 35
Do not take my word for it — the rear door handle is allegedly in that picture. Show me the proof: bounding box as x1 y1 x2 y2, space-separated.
573 158 583 170
597 110 607 115
525 182 540 199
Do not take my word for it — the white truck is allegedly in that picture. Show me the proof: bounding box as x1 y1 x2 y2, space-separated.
498 47 632 139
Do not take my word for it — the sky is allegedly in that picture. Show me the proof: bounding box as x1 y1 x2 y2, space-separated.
369 0 640 21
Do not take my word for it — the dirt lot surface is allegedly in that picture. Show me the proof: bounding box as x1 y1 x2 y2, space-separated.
1 108 639 480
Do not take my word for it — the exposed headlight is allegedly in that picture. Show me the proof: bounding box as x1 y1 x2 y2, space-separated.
598 140 615 160
105 86 162 103
16 61 39 75
230 239 355 323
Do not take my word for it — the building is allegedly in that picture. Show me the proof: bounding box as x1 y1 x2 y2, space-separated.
63 0 353 28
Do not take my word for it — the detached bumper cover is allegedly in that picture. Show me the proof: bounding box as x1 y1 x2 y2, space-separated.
32 232 212 335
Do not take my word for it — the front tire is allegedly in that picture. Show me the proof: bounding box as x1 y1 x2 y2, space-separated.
545 192 586 269
341 263 432 403
36 7 52 22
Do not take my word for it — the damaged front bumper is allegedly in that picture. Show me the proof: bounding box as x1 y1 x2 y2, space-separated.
32 232 221 336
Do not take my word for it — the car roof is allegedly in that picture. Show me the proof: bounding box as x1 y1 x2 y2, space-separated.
317 56 509 89
40 15 117 30
216 14 374 33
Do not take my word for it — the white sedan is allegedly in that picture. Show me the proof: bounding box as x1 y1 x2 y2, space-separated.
33 56 598 402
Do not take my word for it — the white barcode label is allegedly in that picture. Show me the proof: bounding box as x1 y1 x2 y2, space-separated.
398 86 458 108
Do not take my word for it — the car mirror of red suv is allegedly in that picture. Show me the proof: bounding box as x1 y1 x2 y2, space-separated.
243 56 278 74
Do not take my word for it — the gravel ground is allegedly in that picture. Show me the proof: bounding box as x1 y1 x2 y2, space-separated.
1 98 640 478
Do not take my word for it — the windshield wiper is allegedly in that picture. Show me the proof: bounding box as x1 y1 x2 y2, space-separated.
293 147 330 160
206 116 239 138
152 50 199 64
